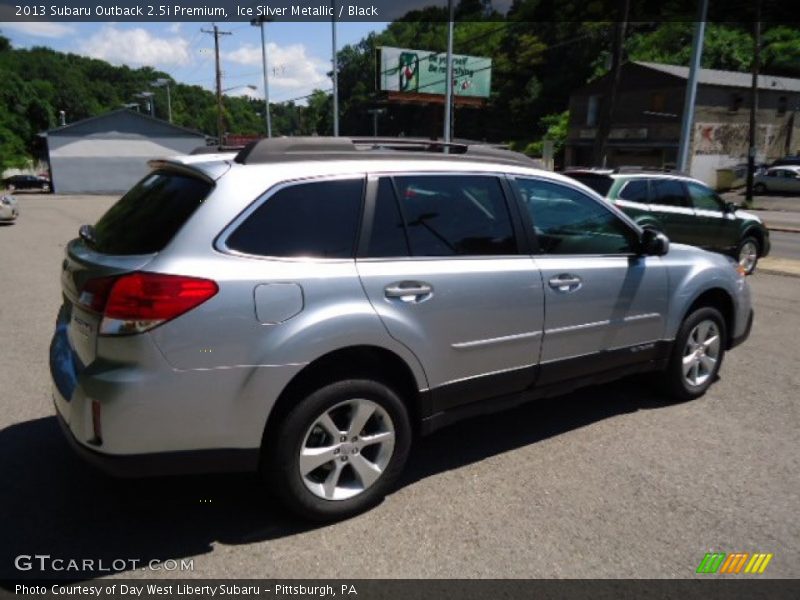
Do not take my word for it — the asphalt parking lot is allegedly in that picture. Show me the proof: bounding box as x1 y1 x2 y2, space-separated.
0 195 798 580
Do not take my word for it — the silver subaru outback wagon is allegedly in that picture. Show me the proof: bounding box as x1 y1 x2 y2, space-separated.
50 137 753 521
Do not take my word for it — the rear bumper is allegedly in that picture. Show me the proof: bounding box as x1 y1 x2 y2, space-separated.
55 400 258 477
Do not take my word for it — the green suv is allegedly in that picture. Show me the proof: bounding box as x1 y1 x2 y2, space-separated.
565 169 770 274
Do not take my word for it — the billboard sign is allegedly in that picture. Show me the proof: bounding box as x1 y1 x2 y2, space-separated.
378 46 492 98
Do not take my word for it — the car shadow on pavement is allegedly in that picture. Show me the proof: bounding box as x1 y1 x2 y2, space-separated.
0 378 665 582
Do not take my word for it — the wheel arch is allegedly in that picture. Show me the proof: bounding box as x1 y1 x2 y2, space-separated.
741 225 766 256
682 287 736 349
260 345 425 456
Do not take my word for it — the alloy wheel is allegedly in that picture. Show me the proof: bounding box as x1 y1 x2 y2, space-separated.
738 240 758 274
682 319 721 387
299 398 396 501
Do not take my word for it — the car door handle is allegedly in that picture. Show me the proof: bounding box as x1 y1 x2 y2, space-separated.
384 281 433 300
548 274 582 292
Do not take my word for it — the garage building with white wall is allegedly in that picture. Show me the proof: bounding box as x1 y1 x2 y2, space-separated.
43 109 207 194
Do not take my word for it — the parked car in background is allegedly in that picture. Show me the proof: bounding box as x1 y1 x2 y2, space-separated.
771 155 800 168
0 189 19 223
754 166 800 194
51 138 754 521
2 174 51 192
564 168 770 275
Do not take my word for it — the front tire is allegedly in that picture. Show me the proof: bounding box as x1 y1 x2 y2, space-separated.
736 236 760 275
264 379 411 522
753 182 767 194
663 307 726 402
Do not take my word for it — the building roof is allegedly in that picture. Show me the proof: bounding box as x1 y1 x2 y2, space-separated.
41 108 206 138
634 61 800 93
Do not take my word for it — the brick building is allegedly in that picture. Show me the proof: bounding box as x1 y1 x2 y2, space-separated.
565 61 800 187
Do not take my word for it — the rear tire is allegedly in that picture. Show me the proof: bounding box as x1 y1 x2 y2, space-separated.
663 307 726 402
263 379 411 522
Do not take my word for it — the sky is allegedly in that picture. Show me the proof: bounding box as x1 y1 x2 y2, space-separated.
0 21 387 104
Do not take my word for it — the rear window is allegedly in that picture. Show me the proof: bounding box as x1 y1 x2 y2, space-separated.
565 173 613 197
90 170 212 255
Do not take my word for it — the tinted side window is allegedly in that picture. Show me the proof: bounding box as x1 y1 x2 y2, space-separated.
514 178 637 255
91 171 212 255
226 178 363 258
686 181 722 211
390 175 516 256
618 180 649 203
651 179 689 207
367 178 410 257
566 173 613 196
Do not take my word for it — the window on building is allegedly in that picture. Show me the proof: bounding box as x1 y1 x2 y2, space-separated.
778 96 788 116
730 93 744 112
587 95 600 127
650 93 666 113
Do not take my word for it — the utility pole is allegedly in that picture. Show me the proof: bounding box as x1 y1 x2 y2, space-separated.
676 0 708 173
331 0 339 136
745 6 761 207
251 16 272 137
153 78 172 123
202 24 232 146
593 0 630 167
443 0 455 145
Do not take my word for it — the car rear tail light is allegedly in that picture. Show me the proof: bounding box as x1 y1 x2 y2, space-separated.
78 276 117 314
80 272 218 335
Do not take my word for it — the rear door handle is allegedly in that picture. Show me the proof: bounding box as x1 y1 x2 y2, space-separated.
548 274 582 292
384 281 433 301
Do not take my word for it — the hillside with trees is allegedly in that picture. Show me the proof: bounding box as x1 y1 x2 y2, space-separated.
1 5 798 169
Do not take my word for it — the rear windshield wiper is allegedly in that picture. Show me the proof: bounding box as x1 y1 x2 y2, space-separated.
79 224 97 247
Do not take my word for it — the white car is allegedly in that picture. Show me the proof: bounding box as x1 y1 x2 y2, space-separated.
754 166 800 194
0 191 18 223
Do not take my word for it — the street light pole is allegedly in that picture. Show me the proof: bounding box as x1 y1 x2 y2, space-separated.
676 0 707 173
251 16 272 137
745 7 761 207
331 0 339 136
443 0 455 145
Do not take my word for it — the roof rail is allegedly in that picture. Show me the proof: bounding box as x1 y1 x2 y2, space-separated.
613 165 687 175
233 136 540 167
190 145 245 155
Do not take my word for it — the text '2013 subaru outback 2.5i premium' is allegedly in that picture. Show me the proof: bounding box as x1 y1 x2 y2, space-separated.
50 138 754 521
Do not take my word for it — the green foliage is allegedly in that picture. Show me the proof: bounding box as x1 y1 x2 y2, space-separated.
523 111 570 157
1 14 799 169
0 35 269 166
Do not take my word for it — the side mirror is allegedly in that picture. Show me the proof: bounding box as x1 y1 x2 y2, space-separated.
724 201 738 213
640 228 670 256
